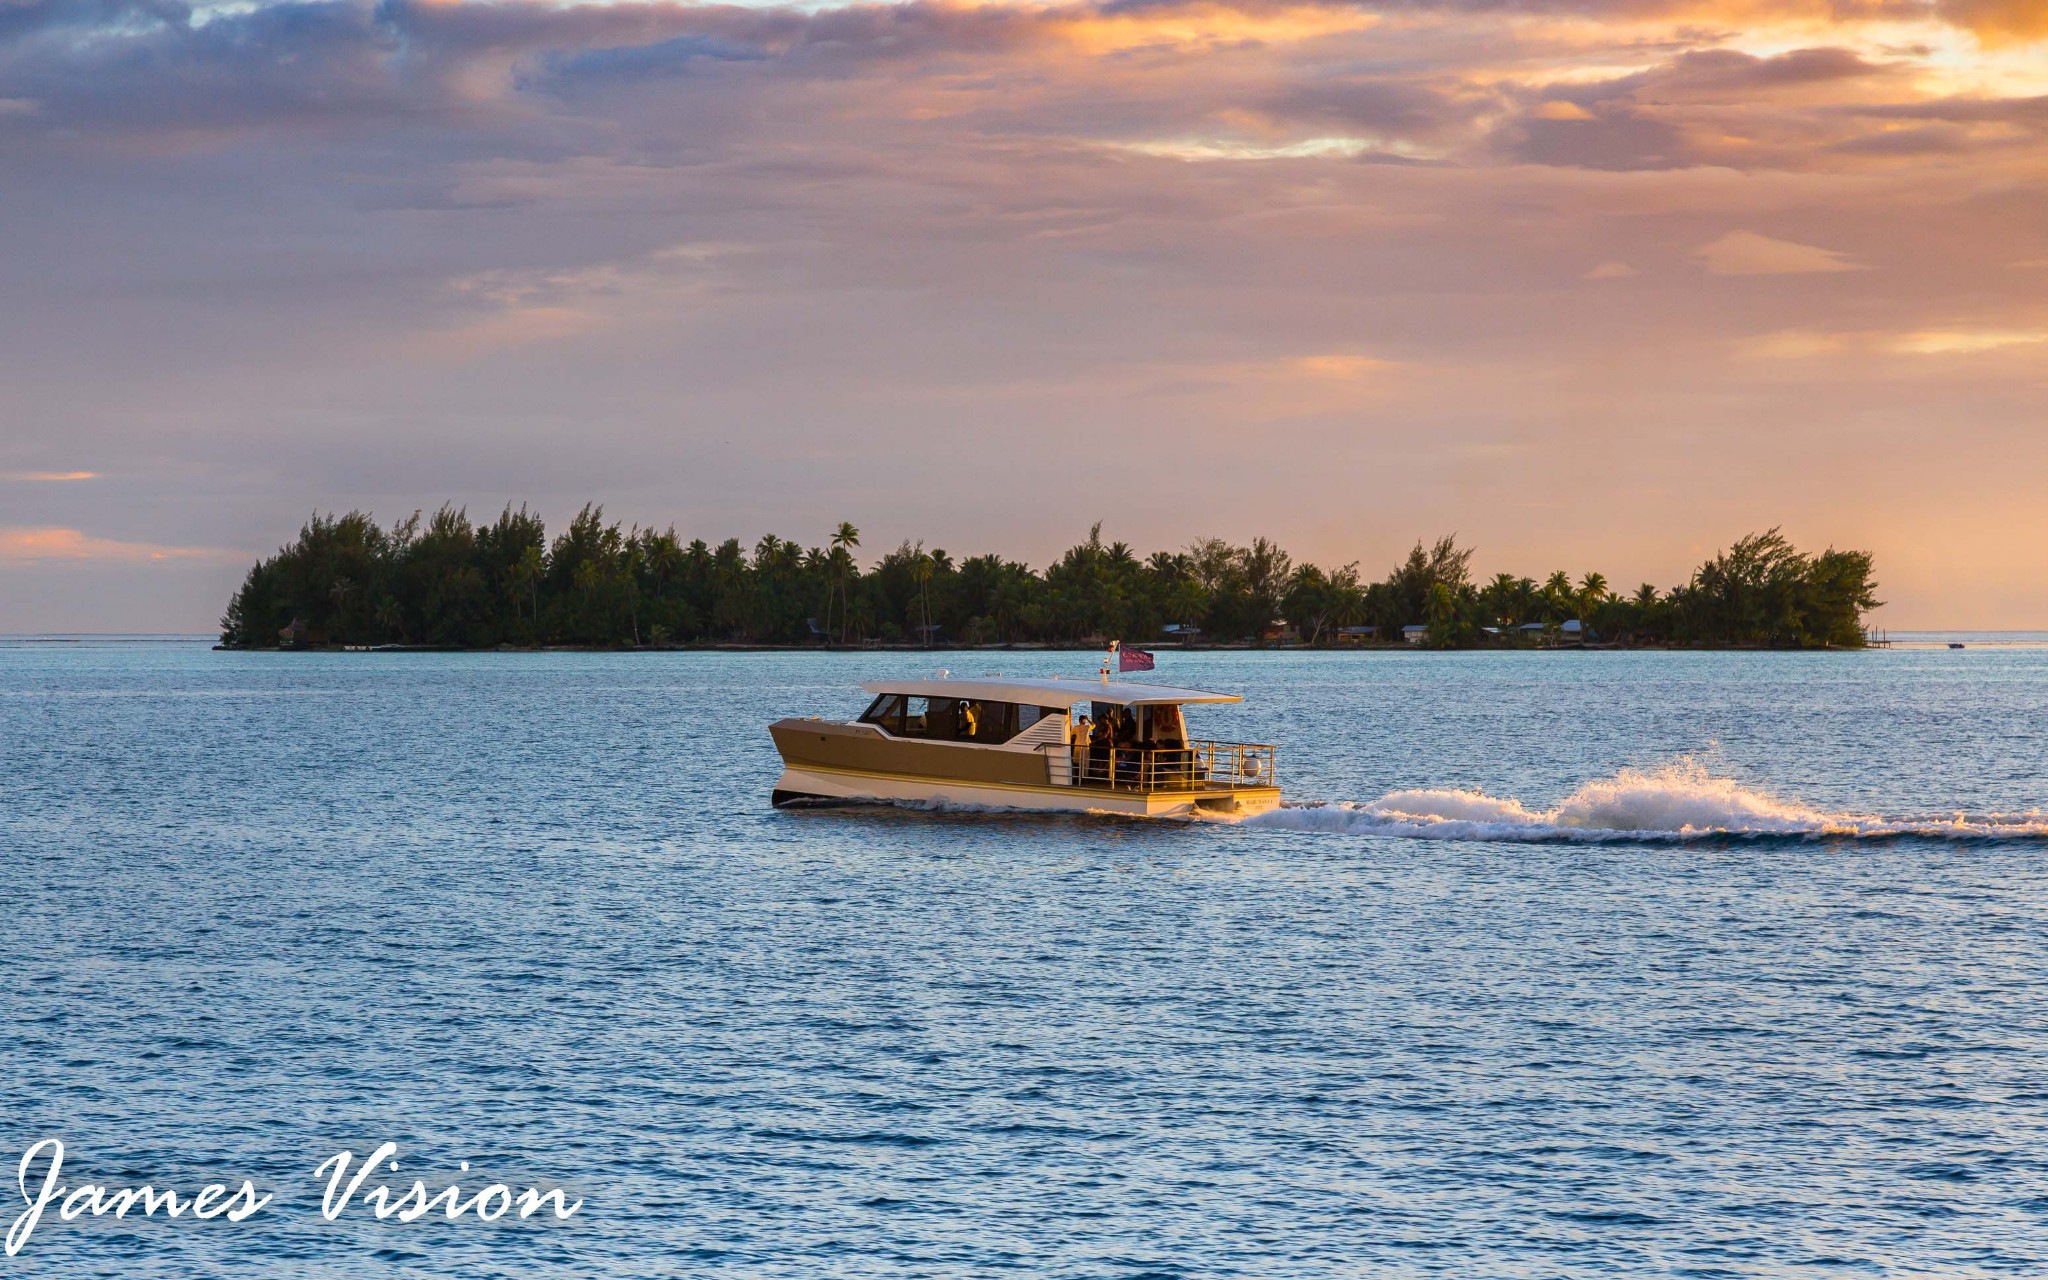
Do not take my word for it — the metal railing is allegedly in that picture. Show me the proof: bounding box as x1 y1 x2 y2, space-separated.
1071 740 1277 792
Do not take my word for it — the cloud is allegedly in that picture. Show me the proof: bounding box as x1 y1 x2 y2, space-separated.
1584 261 1636 279
1736 326 2048 358
1938 0 2048 43
1107 135 1406 161
1694 230 1866 275
422 239 751 354
1650 47 1890 95
1282 353 1398 379
1497 106 1694 170
1736 329 1854 359
0 0 2039 181
1889 327 2048 354
0 527 236 563
1830 123 1976 155
1 469 97 481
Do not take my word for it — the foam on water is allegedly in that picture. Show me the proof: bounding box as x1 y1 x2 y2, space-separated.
1244 758 2048 843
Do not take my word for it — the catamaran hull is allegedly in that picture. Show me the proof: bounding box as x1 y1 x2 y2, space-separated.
772 764 1281 818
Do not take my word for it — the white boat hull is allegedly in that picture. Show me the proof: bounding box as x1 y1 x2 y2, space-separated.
774 764 1281 819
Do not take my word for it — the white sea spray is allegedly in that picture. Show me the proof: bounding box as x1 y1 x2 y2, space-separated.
1240 758 2048 842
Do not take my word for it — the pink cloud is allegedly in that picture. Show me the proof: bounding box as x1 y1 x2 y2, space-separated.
1694 231 1867 275
0 528 235 564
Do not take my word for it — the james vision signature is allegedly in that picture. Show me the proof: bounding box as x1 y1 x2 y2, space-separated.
7 1140 582 1256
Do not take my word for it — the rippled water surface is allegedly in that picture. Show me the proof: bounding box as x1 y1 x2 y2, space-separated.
4 640 2047 1277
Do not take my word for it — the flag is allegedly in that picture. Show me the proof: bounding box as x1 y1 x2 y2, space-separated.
1119 646 1155 673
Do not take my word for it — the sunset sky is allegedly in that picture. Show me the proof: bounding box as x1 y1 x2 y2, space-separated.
3 0 2046 630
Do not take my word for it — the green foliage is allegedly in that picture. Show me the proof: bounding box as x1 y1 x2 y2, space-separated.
218 511 1879 650
1667 530 1881 647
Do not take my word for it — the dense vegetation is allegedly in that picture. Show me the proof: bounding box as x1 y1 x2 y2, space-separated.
220 506 1879 650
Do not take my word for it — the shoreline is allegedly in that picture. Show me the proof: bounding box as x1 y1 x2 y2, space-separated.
212 640 1885 654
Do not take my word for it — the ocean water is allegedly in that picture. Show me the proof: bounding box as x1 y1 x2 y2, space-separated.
3 638 2047 1277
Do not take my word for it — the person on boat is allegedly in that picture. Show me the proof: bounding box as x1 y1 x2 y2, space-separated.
1108 707 1143 786
1089 712 1118 784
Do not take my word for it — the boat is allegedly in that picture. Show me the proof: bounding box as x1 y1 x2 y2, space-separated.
1949 642 1966 649
769 675 1281 817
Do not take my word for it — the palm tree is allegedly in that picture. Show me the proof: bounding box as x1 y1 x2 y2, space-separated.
329 576 358 637
1575 571 1610 632
829 521 860 643
513 545 545 632
1481 571 1522 627
910 549 935 647
1542 570 1573 624
645 530 683 604
802 546 831 642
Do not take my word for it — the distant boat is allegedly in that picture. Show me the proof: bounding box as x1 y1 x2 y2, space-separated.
1949 642 1966 649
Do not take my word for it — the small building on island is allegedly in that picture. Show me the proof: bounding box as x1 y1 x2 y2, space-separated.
1517 619 1588 645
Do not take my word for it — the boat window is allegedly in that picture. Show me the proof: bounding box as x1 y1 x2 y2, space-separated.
958 700 1016 744
859 693 906 733
882 699 1066 744
898 696 960 739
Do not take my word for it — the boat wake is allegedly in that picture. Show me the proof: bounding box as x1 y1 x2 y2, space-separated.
1240 759 2048 844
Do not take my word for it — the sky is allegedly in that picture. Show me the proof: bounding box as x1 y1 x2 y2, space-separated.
2 0 2046 631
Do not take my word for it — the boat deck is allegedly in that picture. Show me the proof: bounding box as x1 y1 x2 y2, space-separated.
1068 740 1275 793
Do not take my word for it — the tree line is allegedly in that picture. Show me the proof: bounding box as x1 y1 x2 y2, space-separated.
219 506 1880 650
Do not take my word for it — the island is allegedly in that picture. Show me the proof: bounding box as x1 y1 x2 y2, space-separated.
218 507 1880 651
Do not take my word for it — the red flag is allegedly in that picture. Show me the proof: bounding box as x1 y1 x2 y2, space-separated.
1119 646 1155 672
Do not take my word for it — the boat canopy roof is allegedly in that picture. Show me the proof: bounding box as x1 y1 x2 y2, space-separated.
858 676 1242 709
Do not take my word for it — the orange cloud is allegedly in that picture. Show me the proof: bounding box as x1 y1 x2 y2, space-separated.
0 528 233 563
1890 327 2048 354
2 470 98 481
1695 230 1866 275
1736 325 2048 358
1940 0 2048 43
1045 2 1379 57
